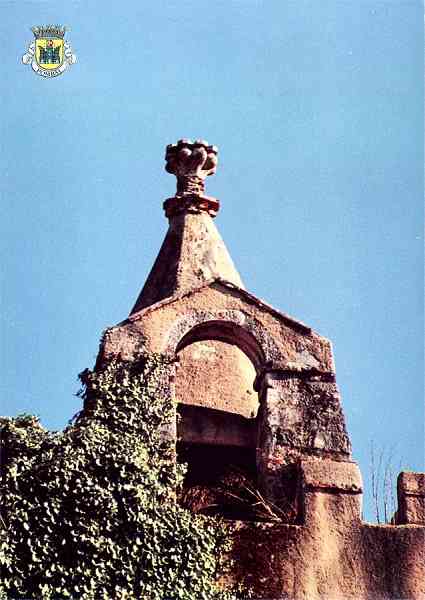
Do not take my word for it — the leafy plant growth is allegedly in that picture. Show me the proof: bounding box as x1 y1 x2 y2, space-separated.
0 356 242 599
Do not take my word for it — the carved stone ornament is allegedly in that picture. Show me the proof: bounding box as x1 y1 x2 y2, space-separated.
165 139 218 195
163 139 220 217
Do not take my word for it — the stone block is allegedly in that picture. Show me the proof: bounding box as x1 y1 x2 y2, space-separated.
301 458 362 493
177 404 256 448
396 471 425 525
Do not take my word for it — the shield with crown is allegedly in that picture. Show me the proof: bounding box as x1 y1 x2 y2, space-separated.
34 26 64 70
22 25 76 77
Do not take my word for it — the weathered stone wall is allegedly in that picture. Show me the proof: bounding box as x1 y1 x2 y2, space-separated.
256 371 352 511
226 462 425 600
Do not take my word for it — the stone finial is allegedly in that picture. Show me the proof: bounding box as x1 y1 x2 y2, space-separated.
165 139 218 196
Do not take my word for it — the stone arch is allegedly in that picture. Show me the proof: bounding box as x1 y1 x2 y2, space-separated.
163 309 281 372
176 321 264 374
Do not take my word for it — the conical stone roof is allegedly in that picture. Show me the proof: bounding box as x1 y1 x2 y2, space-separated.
130 139 244 314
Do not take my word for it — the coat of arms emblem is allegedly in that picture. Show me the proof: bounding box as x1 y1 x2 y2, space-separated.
22 25 76 77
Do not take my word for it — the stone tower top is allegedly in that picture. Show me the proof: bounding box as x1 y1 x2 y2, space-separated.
163 139 220 218
95 140 425 600
130 138 243 313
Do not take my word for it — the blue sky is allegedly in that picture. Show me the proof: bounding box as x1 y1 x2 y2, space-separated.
1 1 423 521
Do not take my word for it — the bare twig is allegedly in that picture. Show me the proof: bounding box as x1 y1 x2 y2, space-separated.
370 441 404 524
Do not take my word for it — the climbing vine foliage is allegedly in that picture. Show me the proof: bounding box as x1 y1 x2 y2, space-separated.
0 356 240 599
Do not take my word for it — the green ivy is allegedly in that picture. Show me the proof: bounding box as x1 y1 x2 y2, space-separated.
0 355 245 599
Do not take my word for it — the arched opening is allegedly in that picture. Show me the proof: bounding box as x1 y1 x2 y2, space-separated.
176 339 258 418
174 321 264 519
175 319 265 372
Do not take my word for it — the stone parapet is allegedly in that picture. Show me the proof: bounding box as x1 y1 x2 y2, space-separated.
301 457 362 494
225 466 425 599
396 471 425 525
300 458 363 526
228 517 425 599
